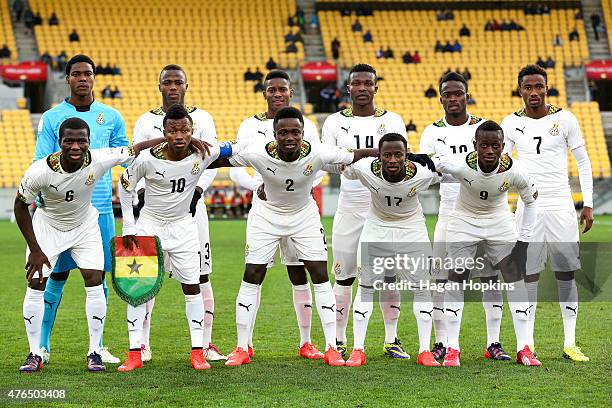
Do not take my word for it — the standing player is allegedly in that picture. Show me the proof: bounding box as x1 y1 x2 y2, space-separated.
212 107 381 367
34 54 126 364
117 104 229 372
501 65 593 361
229 70 323 359
330 134 441 367
322 64 409 357
15 118 165 372
132 64 224 362
419 72 510 361
434 120 541 366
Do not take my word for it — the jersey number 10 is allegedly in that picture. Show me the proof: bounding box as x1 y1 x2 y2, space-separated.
354 135 374 149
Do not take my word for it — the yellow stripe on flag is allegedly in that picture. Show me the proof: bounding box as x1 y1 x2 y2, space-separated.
114 256 159 278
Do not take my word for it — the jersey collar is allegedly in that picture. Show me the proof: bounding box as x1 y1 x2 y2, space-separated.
64 97 95 112
371 158 417 181
265 140 311 160
466 151 513 174
47 150 92 173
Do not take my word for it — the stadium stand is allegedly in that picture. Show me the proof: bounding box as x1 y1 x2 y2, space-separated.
0 110 35 188
0 0 17 62
602 0 612 48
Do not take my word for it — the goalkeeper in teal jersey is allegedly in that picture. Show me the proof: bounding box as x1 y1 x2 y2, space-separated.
33 55 127 364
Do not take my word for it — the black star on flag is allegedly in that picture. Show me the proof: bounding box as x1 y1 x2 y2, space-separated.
128 258 143 275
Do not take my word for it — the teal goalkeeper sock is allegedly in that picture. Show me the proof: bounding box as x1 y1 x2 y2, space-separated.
40 277 67 351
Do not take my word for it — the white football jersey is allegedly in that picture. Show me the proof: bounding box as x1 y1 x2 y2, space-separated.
121 143 222 221
342 157 439 226
18 147 136 231
419 114 485 215
434 151 538 218
501 106 585 210
235 112 320 184
133 105 217 144
322 107 407 211
229 140 353 214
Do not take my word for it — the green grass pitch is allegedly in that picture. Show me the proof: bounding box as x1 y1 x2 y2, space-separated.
0 216 610 407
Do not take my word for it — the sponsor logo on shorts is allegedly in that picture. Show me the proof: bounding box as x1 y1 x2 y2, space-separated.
96 113 105 125
498 181 510 192
303 164 313 176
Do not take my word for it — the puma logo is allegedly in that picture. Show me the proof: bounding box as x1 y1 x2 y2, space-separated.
446 308 460 317
321 304 335 312
354 310 368 318
340 126 350 133
205 310 214 316
153 125 163 133
238 302 252 311
420 309 433 317
49 184 59 191
516 127 525 134
155 170 166 178
565 305 577 315
192 319 204 327
144 312 150 321
433 306 444 313
44 300 56 309
515 305 533 316
370 185 380 193
304 304 312 309
390 305 401 311
93 315 105 324
266 167 277 175
436 137 447 145
493 304 503 310
463 178 474 186
127 318 138 327
336 307 344 315
257 130 266 136
23 315 35 324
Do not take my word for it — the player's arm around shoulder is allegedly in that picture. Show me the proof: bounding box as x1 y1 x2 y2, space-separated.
512 161 538 206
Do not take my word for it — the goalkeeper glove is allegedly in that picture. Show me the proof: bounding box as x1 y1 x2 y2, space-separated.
407 153 436 172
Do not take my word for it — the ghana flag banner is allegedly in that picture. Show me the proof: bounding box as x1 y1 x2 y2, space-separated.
111 236 164 306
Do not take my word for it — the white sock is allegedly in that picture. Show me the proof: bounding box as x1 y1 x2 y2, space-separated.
352 286 374 350
200 281 214 349
313 281 337 351
525 280 539 350
444 286 464 350
413 290 434 353
507 280 530 352
185 294 205 349
23 287 44 356
85 285 106 355
432 286 447 345
557 279 578 348
127 303 146 350
141 297 155 350
248 283 261 347
293 284 312 346
380 289 401 343
237 281 259 350
333 282 352 343
482 287 503 346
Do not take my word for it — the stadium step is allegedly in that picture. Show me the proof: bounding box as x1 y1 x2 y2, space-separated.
9 5 39 62
581 0 612 59
297 0 327 62
564 67 589 105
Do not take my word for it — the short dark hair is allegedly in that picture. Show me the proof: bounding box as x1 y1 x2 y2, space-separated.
475 120 503 140
518 64 547 87
159 64 187 82
65 54 95 76
379 133 407 151
273 106 304 129
163 103 193 127
349 63 377 81
439 71 468 93
264 70 290 83
59 117 90 141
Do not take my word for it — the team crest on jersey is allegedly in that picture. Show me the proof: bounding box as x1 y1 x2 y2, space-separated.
549 122 560 136
85 172 95 185
334 262 342 274
96 113 105 125
303 164 313 176
498 181 510 192
407 186 417 197
533 190 539 200
191 161 201 175
377 123 386 135
245 244 250 257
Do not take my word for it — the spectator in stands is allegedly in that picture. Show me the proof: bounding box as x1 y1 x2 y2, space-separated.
541 4 550 15
331 37 341 59
590 13 601 41
352 19 362 32
230 187 246 218
111 86 122 99
500 20 510 32
412 50 421 63
402 51 413 64
244 67 255 81
553 34 563 47
253 67 264 82
297 12 306 30
284 31 295 43
55 51 67 73
310 13 318 29
376 46 385 59
575 10 583 20
452 39 462 53
285 41 298 53
0 44 11 60
33 12 42 26
569 27 580 41
341 8 351 17
547 86 560 97
12 0 24 22
265 57 278 70
445 9 454 20
24 7 34 30
288 14 295 27
467 95 476 105
363 30 373 43
492 19 500 31
436 10 446 21
442 41 453 52
406 120 417 133
435 40 444 52
69 29 80 42
253 79 265 93
103 63 113 75
536 56 546 68
509 19 524 31
101 85 112 99
463 67 472 81
484 20 493 31
385 46 394 59
48 11 59 26
545 56 555 68
320 84 338 112
293 29 303 43
210 190 227 218
425 84 437 98
459 24 470 37
111 64 121 75
40 51 52 66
